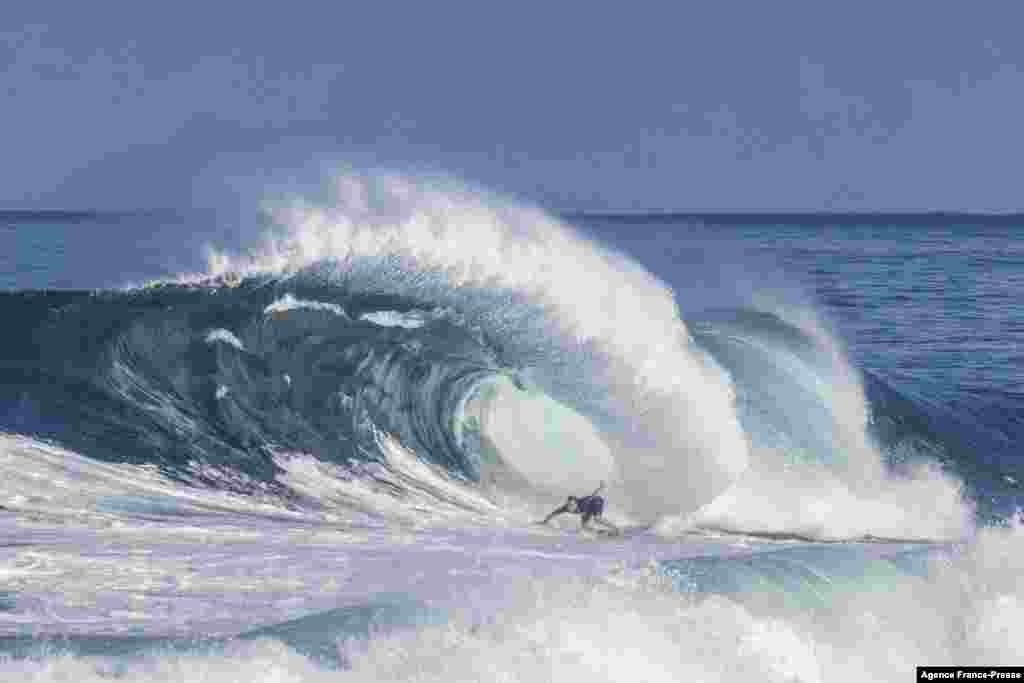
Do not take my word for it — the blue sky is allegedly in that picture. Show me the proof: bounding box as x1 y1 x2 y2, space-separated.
3 1 1022 211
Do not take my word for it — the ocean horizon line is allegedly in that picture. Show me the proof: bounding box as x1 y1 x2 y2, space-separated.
4 207 1024 226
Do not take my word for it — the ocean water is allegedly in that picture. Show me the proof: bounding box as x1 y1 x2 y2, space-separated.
1 176 1022 681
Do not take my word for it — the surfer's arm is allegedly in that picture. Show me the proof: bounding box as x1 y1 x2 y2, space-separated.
540 504 570 525
589 482 605 497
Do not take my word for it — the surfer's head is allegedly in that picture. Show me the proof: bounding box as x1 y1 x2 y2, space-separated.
566 496 579 512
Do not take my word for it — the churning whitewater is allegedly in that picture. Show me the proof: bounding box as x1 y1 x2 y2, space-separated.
1 175 1019 681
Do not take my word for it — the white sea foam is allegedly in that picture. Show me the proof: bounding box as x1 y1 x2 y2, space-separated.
3 517 1022 682
682 458 974 542
273 428 503 525
359 309 428 329
0 433 287 521
354 524 1023 680
264 293 348 317
205 328 245 350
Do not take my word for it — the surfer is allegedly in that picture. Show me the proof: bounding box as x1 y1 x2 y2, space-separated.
539 482 619 534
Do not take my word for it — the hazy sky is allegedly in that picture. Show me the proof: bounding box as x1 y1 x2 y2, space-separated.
3 2 1022 211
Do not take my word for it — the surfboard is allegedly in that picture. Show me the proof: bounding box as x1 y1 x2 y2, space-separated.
585 524 652 540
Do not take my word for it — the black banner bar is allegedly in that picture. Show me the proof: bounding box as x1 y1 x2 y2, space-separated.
918 668 1024 681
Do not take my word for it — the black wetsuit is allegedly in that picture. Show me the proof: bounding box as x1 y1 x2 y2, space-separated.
542 490 609 528
576 494 605 524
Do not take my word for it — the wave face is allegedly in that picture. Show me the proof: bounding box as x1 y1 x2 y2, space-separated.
0 175 986 538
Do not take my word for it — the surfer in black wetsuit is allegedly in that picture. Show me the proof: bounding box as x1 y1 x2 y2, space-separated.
539 482 619 533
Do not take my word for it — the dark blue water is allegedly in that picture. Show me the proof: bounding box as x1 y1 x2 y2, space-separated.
578 217 1024 403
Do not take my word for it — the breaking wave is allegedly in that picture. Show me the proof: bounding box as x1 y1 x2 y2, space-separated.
0 174 982 540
